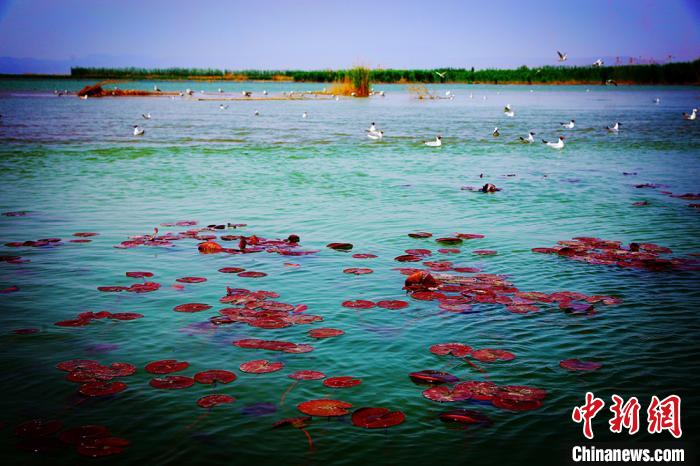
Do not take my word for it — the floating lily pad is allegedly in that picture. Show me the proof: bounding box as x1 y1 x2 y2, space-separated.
351 407 405 429
297 399 352 417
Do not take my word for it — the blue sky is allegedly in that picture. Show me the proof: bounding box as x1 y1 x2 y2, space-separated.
0 0 698 72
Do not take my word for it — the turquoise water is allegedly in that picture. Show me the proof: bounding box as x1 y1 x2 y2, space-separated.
0 80 699 465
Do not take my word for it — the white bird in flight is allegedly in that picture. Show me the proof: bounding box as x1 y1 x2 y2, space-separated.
606 122 621 132
504 104 515 117
133 125 145 136
592 58 604 67
142 113 151 120
542 136 565 149
519 131 536 143
435 71 446 79
557 51 568 62
560 119 575 129
424 135 442 147
682 109 697 120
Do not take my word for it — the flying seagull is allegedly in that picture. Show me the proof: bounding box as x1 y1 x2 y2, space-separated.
557 51 568 62
435 71 446 79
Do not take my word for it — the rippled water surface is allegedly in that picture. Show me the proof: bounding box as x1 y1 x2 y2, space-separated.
0 80 699 465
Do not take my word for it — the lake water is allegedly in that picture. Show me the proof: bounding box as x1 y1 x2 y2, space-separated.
0 80 699 465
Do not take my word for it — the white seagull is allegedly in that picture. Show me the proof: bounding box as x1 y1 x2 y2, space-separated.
424 135 442 147
133 125 145 136
592 58 604 67
367 130 384 140
142 113 151 120
682 109 697 120
557 51 568 62
219 104 228 110
218 88 223 93
653 97 661 104
80 95 88 100
504 104 515 117
606 122 621 132
560 119 576 129
263 90 268 95
302 112 308 119
542 136 565 149
435 71 446 79
154 85 161 92
254 110 260 116
492 127 500 137
519 131 536 143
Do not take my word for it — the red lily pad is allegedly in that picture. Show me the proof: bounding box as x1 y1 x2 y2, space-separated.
69 239 92 243
218 267 245 273
560 359 603 371
194 370 237 384
496 385 547 402
409 370 459 385
452 266 481 273
173 303 211 313
423 384 472 402
125 271 153 278
436 237 463 245
73 232 98 237
342 299 376 309
352 253 377 259
406 249 432 256
55 319 91 327
343 267 373 275
410 291 444 301
327 243 353 250
76 437 129 458
351 407 405 429
56 359 100 372
506 304 540 314
298 399 352 417
240 359 284 374
459 381 500 400
408 232 432 238
145 359 189 374
492 396 543 411
323 376 362 388
308 328 344 339
289 370 326 380
438 248 461 254
149 375 195 389
430 343 472 358
471 349 516 362
79 381 127 397
12 328 40 334
439 409 492 426
176 276 207 283
197 394 235 408
97 286 129 292
238 271 267 278
473 250 497 255
394 254 422 262
59 425 111 445
1 285 20 293
455 233 485 240
376 300 409 310
14 419 63 438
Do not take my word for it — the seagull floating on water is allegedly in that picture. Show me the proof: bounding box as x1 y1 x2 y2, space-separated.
560 119 575 129
154 85 161 92
80 95 88 100
254 110 260 116
519 131 536 143
218 88 223 93
606 122 621 133
653 97 661 104
219 104 228 110
133 125 145 136
557 51 568 62
302 112 308 119
263 90 268 96
542 136 565 149
367 122 377 133
606 79 618 86
682 109 697 120
367 130 384 140
424 135 442 147
492 127 500 137
504 104 515 117
142 113 151 120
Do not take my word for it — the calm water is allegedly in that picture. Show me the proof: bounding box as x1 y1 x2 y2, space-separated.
0 80 699 465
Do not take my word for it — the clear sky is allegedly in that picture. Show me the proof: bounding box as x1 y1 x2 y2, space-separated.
0 0 698 73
